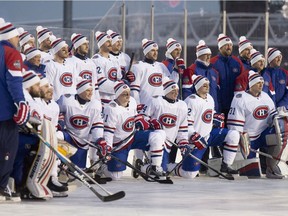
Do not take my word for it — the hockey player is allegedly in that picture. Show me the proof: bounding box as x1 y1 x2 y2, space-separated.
45 36 77 101
265 48 288 108
92 31 122 104
56 78 105 168
138 77 189 172
210 33 245 118
17 27 35 61
36 26 53 64
23 44 46 76
227 71 288 178
102 82 166 180
70 33 100 99
182 40 220 110
235 49 275 102
36 76 68 197
161 38 185 84
237 36 253 70
106 29 133 82
0 18 30 202
169 74 240 179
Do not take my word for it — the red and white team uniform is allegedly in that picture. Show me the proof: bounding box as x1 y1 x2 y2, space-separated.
184 94 214 139
36 97 59 129
45 59 77 101
92 53 122 102
40 51 53 64
227 91 276 141
130 61 167 105
110 52 131 75
23 89 43 124
57 94 103 149
69 55 100 100
141 96 188 152
103 97 137 150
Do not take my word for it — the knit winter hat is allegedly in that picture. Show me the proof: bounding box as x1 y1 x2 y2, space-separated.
238 36 252 54
106 29 122 45
267 47 281 64
76 78 93 94
114 82 130 98
36 26 52 44
95 31 111 48
192 74 210 91
163 77 179 95
23 44 41 61
142 38 158 56
250 49 264 66
50 35 68 55
217 33 233 49
0 18 19 41
196 40 211 58
248 70 264 88
38 74 49 87
71 33 88 49
18 27 35 47
166 38 182 54
23 70 41 89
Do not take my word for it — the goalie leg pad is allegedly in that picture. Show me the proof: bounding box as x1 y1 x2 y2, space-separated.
232 158 262 177
207 157 222 177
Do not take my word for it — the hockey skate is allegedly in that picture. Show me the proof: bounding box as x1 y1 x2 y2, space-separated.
220 161 239 175
85 163 112 184
132 155 140 178
47 176 69 198
0 186 21 202
149 165 168 180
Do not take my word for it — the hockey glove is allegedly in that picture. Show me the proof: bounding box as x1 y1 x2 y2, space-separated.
189 132 207 150
126 71 136 83
213 112 225 128
13 101 30 126
57 113 66 131
135 115 150 130
149 118 163 130
137 104 145 113
175 58 185 74
178 139 191 156
96 138 112 159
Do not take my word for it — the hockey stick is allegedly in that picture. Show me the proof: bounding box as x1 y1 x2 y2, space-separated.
26 123 125 202
127 52 135 73
249 147 287 163
165 139 235 180
109 154 173 184
66 130 172 184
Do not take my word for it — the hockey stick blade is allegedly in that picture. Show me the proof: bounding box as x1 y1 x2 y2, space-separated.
26 122 125 202
110 155 173 184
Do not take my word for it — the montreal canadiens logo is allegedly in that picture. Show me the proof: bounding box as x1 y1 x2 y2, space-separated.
108 67 118 81
148 73 162 87
69 115 89 129
202 109 213 123
31 110 41 120
79 70 92 80
159 114 177 128
122 117 135 132
253 106 269 120
60 72 73 87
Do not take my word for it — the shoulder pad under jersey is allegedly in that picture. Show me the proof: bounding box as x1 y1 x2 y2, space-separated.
189 95 196 99
109 101 117 107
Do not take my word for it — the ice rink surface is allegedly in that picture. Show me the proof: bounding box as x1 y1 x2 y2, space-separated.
1 174 288 216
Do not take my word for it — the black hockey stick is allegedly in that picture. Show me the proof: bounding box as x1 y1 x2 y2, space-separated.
249 147 287 163
109 154 173 184
26 123 125 202
67 130 172 184
166 139 234 180
127 52 135 73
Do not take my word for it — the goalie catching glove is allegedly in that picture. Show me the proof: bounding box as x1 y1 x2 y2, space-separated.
189 132 208 150
96 138 112 159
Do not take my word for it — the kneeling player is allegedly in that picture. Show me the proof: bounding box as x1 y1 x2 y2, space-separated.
169 75 240 178
102 82 166 180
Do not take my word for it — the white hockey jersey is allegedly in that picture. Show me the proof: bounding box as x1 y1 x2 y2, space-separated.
130 61 167 105
92 53 122 101
103 97 137 150
184 94 214 139
227 91 276 141
40 50 53 64
68 55 100 100
140 96 188 150
57 94 103 149
24 89 44 122
45 59 77 101
110 52 131 75
35 98 60 128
